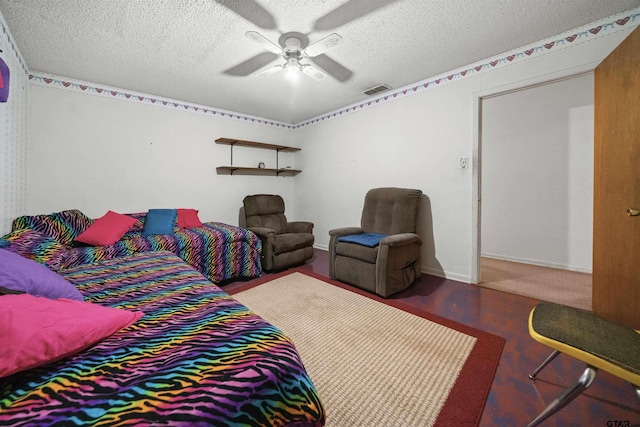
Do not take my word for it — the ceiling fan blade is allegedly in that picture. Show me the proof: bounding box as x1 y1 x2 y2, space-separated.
246 31 282 55
215 0 276 30
302 33 342 58
301 64 328 81
313 0 402 31
255 64 285 77
309 55 353 82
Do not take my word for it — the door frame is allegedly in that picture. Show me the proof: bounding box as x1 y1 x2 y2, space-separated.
470 64 600 284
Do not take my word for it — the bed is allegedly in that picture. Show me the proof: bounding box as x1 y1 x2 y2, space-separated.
4 209 263 284
0 251 325 426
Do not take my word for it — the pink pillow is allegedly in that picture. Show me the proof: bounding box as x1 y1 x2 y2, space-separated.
0 294 143 378
74 211 137 246
177 209 203 229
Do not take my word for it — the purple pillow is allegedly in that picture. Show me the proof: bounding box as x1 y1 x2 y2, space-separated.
0 249 83 301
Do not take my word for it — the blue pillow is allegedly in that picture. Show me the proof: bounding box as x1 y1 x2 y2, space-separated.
142 209 177 236
0 249 83 301
337 232 388 248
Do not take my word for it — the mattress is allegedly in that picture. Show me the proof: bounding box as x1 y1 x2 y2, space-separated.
0 251 324 426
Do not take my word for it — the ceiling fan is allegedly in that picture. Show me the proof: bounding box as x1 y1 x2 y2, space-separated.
245 31 343 81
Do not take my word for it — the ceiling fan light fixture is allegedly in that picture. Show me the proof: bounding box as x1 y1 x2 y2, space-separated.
286 58 301 73
246 31 340 82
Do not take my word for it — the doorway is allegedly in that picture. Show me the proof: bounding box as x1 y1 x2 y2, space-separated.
475 73 594 309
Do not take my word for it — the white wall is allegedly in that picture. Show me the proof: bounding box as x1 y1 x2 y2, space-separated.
9 10 639 282
295 80 476 279
481 74 594 272
28 86 298 226
296 28 634 282
0 13 29 234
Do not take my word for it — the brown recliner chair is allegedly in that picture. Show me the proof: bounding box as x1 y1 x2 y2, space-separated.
243 194 314 271
329 187 422 297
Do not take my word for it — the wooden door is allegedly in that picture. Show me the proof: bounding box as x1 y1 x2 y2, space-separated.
593 26 640 329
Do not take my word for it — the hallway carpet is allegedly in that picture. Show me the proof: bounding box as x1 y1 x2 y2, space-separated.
480 257 592 310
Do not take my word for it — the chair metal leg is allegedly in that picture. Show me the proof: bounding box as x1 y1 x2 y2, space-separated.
527 366 597 427
529 350 561 380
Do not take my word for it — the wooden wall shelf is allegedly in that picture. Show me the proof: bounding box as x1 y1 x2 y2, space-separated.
216 166 301 176
215 137 301 176
215 137 301 152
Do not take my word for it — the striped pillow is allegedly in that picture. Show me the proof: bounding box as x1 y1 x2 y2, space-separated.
0 228 68 271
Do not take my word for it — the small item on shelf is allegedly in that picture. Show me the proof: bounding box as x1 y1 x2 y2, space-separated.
258 162 265 169
0 55 9 103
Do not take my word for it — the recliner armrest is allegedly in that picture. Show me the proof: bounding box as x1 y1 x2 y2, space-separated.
329 227 363 238
247 227 276 240
380 233 422 247
286 221 314 234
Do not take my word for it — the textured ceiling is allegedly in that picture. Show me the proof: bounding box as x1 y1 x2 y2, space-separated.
1 0 639 124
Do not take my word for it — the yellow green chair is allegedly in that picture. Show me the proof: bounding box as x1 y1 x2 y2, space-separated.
527 302 640 427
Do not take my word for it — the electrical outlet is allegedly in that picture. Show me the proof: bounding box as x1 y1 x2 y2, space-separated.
459 156 469 169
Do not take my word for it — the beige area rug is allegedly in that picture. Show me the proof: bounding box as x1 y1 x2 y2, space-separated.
480 257 592 311
232 272 478 427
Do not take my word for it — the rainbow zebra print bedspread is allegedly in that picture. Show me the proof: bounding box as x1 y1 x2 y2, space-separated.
0 251 325 426
6 210 263 284
63 221 263 283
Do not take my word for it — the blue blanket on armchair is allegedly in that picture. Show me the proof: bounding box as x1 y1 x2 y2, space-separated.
337 232 387 247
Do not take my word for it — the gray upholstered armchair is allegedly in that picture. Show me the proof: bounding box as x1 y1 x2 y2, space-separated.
329 187 422 297
243 194 314 271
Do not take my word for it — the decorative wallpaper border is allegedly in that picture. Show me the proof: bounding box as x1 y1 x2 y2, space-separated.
28 73 296 129
295 8 640 128
27 7 640 130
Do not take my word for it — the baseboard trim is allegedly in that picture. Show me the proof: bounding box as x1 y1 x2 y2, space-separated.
422 267 471 284
314 243 329 251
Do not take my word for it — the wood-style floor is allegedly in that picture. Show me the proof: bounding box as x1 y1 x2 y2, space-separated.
223 249 640 427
